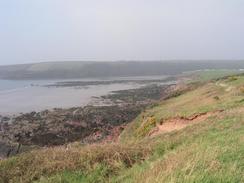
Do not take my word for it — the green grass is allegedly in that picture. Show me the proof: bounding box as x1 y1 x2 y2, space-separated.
0 74 243 183
0 143 151 183
121 74 244 140
37 166 110 183
112 109 244 183
35 108 244 183
184 69 243 82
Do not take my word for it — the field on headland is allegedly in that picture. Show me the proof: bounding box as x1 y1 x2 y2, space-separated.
0 71 243 183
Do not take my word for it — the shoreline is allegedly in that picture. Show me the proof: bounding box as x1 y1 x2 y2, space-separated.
0 76 176 116
0 83 176 158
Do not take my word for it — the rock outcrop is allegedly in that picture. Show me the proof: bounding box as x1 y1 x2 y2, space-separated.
0 105 144 158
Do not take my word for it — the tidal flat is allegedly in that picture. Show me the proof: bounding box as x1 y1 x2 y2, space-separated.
0 76 176 158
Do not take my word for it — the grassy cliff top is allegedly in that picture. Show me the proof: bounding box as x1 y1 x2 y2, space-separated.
0 73 243 183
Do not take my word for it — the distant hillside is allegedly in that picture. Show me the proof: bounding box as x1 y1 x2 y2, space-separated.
0 61 243 80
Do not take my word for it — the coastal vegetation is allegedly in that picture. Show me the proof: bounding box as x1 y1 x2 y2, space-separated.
0 72 243 183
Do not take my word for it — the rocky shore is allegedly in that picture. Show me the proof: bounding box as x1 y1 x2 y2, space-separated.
0 83 175 159
45 77 176 88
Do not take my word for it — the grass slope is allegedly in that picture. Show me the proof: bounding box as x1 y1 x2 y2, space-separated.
0 74 243 183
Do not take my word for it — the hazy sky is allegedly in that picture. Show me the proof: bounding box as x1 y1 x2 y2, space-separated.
0 0 244 65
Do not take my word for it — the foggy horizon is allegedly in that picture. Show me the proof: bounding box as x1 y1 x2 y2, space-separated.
1 0 244 65
1 59 244 67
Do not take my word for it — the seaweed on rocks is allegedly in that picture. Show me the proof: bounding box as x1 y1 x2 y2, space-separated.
0 84 174 158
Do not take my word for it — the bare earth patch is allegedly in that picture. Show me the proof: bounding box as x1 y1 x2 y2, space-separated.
149 110 223 136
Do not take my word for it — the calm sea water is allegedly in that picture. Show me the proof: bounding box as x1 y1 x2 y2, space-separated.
0 76 168 115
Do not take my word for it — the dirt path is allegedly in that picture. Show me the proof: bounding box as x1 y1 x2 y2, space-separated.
149 110 222 137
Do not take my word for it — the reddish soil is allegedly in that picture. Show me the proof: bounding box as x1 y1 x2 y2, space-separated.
103 124 126 143
149 110 223 137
